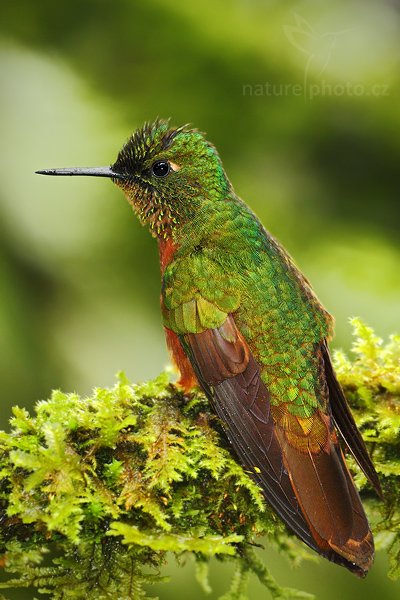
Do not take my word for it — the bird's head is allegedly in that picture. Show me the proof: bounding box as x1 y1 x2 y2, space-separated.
37 119 230 239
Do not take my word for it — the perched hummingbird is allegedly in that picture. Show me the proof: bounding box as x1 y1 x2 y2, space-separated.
37 119 381 576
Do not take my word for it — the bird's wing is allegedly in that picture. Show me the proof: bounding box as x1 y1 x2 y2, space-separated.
162 256 374 575
321 341 382 497
179 315 313 540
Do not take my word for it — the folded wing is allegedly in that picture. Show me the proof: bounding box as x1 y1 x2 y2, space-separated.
179 315 375 576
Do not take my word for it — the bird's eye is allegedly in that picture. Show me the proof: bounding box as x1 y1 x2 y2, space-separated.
151 160 170 177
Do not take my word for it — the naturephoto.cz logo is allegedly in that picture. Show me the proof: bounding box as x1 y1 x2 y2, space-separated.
243 14 389 100
242 80 389 99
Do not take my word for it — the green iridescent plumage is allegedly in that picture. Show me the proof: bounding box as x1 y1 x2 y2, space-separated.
162 191 333 419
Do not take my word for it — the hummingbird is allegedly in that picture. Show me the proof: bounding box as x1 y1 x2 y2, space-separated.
37 119 381 576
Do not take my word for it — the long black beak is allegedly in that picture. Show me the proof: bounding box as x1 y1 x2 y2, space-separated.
35 166 125 180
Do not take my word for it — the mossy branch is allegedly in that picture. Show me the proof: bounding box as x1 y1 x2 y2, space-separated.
0 319 399 599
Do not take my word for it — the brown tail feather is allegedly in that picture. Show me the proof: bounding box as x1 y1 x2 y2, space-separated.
321 341 382 498
277 422 374 575
329 449 374 576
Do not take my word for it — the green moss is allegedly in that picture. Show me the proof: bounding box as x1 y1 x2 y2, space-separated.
0 320 399 598
333 319 400 580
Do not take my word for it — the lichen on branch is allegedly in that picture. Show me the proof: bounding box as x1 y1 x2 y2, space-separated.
0 319 399 599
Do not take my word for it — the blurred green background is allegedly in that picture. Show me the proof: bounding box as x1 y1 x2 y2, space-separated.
0 0 399 598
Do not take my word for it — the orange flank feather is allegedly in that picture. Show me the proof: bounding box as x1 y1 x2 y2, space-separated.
165 327 198 392
158 237 179 274
158 237 198 392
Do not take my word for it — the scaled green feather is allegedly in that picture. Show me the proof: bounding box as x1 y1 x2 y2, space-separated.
163 194 333 417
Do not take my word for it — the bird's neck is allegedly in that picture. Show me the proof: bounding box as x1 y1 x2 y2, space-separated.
157 193 248 271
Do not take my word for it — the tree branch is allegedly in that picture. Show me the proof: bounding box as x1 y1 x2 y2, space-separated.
0 319 399 599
